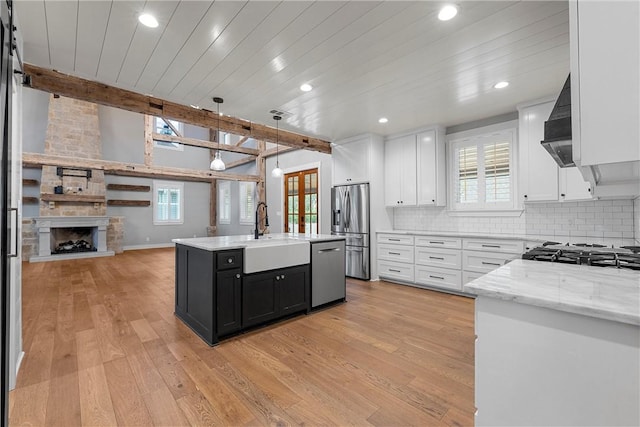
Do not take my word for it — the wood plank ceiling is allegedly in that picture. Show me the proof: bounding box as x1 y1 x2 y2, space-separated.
15 1 570 141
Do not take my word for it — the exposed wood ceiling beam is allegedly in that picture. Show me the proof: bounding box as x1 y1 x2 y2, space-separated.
23 153 259 183
235 136 250 147
151 133 259 156
224 155 255 169
23 63 332 154
262 146 297 158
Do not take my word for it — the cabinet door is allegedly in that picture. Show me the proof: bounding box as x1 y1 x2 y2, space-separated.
560 168 592 201
279 265 310 316
518 101 559 202
416 130 446 206
242 272 278 328
216 269 242 336
333 138 370 185
175 245 188 315
384 135 416 206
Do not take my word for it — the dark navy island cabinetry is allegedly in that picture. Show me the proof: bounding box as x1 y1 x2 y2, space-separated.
175 243 310 346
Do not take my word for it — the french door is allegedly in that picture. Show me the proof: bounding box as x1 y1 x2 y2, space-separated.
284 168 318 234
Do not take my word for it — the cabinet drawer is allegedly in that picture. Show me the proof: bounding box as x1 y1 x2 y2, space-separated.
462 270 485 286
217 250 243 270
415 236 462 249
377 233 414 245
462 238 525 254
414 247 461 269
378 244 414 263
415 265 462 292
462 251 519 274
378 261 414 282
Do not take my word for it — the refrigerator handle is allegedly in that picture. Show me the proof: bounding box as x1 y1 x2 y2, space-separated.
345 190 351 229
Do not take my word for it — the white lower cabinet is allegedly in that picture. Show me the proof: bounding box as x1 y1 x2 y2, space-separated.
378 260 414 282
415 265 462 292
378 233 526 294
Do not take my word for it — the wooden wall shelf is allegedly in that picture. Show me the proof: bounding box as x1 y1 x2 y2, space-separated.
107 199 150 207
23 197 39 204
106 184 151 192
41 194 106 203
22 179 39 187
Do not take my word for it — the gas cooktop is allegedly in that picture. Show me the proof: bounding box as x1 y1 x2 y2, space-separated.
522 242 640 270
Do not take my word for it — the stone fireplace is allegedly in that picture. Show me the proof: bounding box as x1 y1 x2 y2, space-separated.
23 95 124 261
31 216 114 262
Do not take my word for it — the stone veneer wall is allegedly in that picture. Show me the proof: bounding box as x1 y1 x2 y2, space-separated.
21 216 125 260
39 95 106 217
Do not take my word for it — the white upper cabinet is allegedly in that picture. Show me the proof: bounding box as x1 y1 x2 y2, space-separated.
518 101 559 202
332 135 371 185
519 100 591 203
384 135 417 206
416 128 446 206
570 0 640 197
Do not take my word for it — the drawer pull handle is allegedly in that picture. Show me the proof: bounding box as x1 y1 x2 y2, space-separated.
429 275 444 280
388 238 401 242
429 256 444 260
389 269 401 273
318 248 340 253
235 274 241 279
482 261 501 266
389 252 401 255
429 241 444 244
228 258 234 263
481 244 501 248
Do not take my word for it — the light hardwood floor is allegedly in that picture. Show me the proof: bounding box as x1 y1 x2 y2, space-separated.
10 248 474 426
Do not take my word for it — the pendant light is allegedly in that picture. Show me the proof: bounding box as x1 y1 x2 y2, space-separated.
271 115 283 178
210 97 226 171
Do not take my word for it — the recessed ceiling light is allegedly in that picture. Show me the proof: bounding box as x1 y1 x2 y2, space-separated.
378 117 388 124
494 81 509 89
300 83 313 92
138 13 159 28
438 5 458 21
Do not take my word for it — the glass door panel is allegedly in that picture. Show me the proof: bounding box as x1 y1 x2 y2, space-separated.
284 168 318 234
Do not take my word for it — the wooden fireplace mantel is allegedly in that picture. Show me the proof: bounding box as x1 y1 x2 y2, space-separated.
40 194 106 203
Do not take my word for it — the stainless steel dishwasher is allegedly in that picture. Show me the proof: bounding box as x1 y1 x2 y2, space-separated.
311 240 346 308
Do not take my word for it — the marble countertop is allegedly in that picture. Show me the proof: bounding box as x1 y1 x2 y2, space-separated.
377 230 638 247
172 233 345 251
464 259 640 326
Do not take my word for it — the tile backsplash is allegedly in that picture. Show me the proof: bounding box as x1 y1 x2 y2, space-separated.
394 199 639 243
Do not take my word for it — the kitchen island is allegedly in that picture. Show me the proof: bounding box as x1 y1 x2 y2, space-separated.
172 233 346 346
465 259 640 426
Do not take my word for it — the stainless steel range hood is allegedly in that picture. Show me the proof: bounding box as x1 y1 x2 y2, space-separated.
540 75 574 167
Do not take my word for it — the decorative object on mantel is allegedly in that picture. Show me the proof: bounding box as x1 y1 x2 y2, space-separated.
210 97 226 171
107 199 151 207
106 184 151 192
271 115 283 178
22 178 39 186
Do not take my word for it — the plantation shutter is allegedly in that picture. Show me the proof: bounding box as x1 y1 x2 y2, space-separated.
484 140 510 203
456 144 478 204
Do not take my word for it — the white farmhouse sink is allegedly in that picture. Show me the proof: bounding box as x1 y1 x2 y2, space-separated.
240 238 310 274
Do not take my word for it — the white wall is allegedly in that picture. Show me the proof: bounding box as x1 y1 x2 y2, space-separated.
265 149 332 235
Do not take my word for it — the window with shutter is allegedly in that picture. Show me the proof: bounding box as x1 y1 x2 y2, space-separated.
153 181 184 224
218 181 231 225
449 129 516 211
239 182 255 225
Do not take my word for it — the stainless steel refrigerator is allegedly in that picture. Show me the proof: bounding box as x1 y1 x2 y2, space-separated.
331 183 370 280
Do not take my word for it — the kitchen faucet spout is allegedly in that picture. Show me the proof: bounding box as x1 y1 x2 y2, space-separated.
254 202 269 239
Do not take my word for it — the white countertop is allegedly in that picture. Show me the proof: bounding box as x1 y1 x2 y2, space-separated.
464 259 640 326
172 233 345 251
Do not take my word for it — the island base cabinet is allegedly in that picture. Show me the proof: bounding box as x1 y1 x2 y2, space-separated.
242 265 310 330
175 244 215 344
216 270 242 336
475 296 640 427
242 272 279 328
